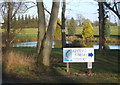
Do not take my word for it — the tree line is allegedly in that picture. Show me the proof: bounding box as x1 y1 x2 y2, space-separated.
2 15 117 29
2 15 38 29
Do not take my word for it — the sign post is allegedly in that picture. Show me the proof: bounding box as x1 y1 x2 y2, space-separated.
87 62 92 74
66 62 70 73
63 48 94 74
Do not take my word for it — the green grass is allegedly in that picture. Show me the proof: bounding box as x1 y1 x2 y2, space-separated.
16 28 38 41
62 26 119 35
74 26 119 35
1 26 119 41
10 47 119 83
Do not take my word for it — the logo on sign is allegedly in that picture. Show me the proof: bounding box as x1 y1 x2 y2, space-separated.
64 49 72 61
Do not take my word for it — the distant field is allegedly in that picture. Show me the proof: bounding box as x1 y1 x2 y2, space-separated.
66 26 119 35
16 28 38 40
1 26 119 41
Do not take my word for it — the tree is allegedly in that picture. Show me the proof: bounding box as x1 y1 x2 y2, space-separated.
92 20 99 26
82 20 94 39
0 1 36 52
37 0 60 67
103 18 110 50
54 18 62 41
104 18 110 37
67 17 76 35
104 1 120 19
98 2 105 53
95 0 120 54
61 0 66 48
36 1 46 55
76 14 86 26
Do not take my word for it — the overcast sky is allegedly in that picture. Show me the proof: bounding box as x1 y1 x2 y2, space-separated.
0 0 119 23
23 0 99 22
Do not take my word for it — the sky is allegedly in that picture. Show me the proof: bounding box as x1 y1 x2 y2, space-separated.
0 0 119 23
23 0 99 22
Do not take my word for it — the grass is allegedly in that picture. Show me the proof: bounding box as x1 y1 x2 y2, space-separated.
74 26 119 35
16 28 38 41
3 50 36 74
65 26 119 35
3 47 119 83
1 26 119 42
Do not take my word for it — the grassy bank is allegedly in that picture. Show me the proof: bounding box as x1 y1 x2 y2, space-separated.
3 47 119 83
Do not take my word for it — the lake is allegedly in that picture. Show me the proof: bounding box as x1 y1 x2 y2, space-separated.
12 41 120 49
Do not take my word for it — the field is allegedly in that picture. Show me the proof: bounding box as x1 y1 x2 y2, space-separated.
75 26 119 35
1 26 119 42
3 47 119 83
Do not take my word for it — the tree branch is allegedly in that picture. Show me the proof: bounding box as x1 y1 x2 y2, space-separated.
104 2 120 19
44 7 62 28
11 2 22 19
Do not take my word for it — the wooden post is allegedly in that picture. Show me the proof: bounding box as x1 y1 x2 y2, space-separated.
87 62 92 74
66 62 70 73
87 69 92 74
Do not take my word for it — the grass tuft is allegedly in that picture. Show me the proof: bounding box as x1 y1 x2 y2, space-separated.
4 51 36 73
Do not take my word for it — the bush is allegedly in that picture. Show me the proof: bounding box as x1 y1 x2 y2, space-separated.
54 18 62 40
68 17 76 35
82 20 94 39
104 19 110 37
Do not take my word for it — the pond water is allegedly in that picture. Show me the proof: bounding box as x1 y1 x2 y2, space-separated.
12 41 120 49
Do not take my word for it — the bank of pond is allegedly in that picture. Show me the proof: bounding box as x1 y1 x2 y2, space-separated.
12 41 120 50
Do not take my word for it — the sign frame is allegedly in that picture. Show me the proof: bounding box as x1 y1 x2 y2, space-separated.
63 48 94 63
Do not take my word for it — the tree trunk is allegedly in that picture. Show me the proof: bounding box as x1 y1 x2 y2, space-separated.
38 1 60 66
36 1 46 54
98 2 105 54
61 0 66 48
6 2 12 52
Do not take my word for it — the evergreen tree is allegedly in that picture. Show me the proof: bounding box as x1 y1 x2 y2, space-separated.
35 16 38 27
24 14 28 28
25 14 28 21
21 15 24 22
13 16 17 21
67 17 76 35
11 16 17 29
35 16 38 22
82 20 94 39
54 18 62 40
18 15 21 21
104 18 110 37
31 16 37 28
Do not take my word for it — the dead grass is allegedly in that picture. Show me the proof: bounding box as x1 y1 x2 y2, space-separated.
3 51 36 73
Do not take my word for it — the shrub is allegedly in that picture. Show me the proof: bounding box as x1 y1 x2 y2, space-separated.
104 19 110 37
3 51 36 73
82 20 94 39
68 17 76 35
54 18 62 40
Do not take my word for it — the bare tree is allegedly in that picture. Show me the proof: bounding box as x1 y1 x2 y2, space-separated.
37 0 60 67
98 2 106 55
36 1 46 54
76 14 85 26
104 1 120 19
0 1 36 52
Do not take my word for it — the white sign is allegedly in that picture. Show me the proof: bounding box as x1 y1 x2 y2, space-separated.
87 62 92 69
63 48 94 62
62 29 66 32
